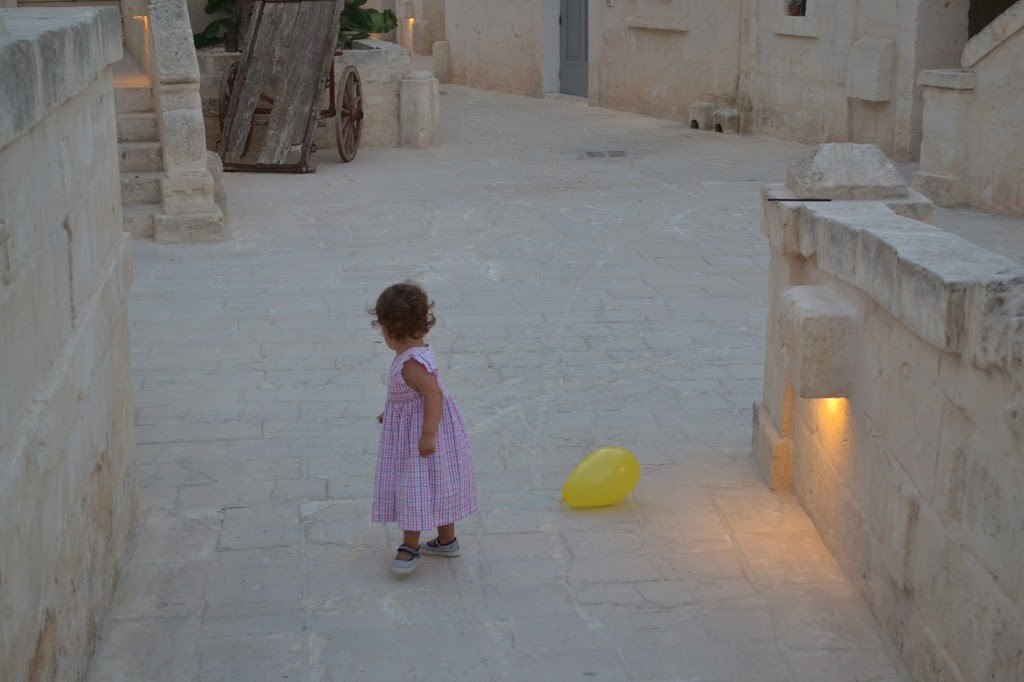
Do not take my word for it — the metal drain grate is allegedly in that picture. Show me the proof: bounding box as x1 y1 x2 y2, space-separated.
581 150 627 159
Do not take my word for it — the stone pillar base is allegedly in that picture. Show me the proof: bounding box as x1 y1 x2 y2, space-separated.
400 71 440 149
911 170 966 208
154 210 227 244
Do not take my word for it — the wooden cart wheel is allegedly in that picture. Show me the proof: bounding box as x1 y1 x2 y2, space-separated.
335 65 363 163
218 61 238 129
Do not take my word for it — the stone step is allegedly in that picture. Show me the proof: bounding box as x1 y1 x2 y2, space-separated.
121 171 163 206
119 141 164 173
117 112 159 142
113 86 154 114
123 204 158 239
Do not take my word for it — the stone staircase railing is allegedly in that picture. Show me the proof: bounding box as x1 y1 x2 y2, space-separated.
122 0 228 242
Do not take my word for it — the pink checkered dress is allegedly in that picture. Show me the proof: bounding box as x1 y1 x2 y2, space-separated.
372 346 478 531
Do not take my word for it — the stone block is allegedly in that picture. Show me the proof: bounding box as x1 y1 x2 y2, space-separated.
752 401 793 492
847 37 896 102
412 18 432 55
154 210 227 243
917 69 976 90
713 108 739 134
912 171 967 208
0 8 122 149
149 0 201 84
760 185 802 255
778 285 861 399
433 40 451 83
786 143 908 200
688 102 714 130
160 108 209 174
206 150 229 227
159 172 217 213
963 277 1024 373
400 70 440 149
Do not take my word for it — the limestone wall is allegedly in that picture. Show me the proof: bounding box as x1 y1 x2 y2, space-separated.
753 144 1024 681
445 0 542 96
914 2 1024 216
0 8 138 681
591 0 740 121
443 0 975 159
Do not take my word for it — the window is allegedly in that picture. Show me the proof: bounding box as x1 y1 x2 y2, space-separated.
787 0 807 16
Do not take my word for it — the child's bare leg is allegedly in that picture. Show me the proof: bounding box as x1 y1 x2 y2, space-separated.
437 523 456 544
398 530 421 559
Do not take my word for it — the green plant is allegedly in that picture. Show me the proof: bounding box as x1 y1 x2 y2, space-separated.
193 0 235 48
339 0 397 48
193 0 398 50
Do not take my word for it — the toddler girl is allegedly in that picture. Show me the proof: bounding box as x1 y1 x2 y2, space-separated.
369 281 478 574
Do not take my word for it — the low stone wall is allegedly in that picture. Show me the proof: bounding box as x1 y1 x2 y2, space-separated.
753 144 1024 681
0 8 138 681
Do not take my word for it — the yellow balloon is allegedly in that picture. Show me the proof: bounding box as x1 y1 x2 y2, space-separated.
562 446 641 508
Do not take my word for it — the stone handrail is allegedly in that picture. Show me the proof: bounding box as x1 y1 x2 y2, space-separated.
763 187 1024 373
147 0 227 241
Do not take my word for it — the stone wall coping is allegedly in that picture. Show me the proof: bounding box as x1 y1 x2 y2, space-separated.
0 7 122 149
763 183 1024 371
962 0 1024 68
918 68 977 90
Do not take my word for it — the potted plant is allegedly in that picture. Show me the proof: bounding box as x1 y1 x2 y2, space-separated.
787 0 805 16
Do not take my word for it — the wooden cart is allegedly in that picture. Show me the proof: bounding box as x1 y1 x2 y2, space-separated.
217 0 364 172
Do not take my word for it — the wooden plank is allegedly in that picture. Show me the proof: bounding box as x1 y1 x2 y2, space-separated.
219 0 301 163
257 0 341 164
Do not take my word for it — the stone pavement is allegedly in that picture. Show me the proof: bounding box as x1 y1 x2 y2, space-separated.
83 83 1024 682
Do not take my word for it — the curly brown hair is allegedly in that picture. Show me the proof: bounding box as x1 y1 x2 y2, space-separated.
369 280 436 341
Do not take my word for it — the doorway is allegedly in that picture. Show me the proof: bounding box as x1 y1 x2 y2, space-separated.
559 0 588 97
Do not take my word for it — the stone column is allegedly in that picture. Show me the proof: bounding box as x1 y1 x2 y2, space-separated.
400 70 440 148
912 69 975 207
149 0 228 242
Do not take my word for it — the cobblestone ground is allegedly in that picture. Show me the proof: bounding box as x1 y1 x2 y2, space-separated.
85 85 929 682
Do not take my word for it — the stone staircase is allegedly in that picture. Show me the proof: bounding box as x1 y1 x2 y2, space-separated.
113 57 162 238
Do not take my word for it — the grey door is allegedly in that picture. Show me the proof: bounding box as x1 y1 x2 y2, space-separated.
560 0 588 97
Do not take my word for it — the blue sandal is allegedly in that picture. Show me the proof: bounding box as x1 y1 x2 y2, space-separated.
391 544 421 574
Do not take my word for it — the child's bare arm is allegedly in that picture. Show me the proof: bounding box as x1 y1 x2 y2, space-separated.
402 359 443 457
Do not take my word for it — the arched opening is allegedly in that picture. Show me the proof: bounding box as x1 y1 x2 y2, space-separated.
714 124 723 133
690 120 699 129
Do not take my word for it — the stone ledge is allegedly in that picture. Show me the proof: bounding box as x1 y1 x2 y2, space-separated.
917 69 976 90
625 17 688 32
771 16 820 38
962 1 1024 68
0 8 122 149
